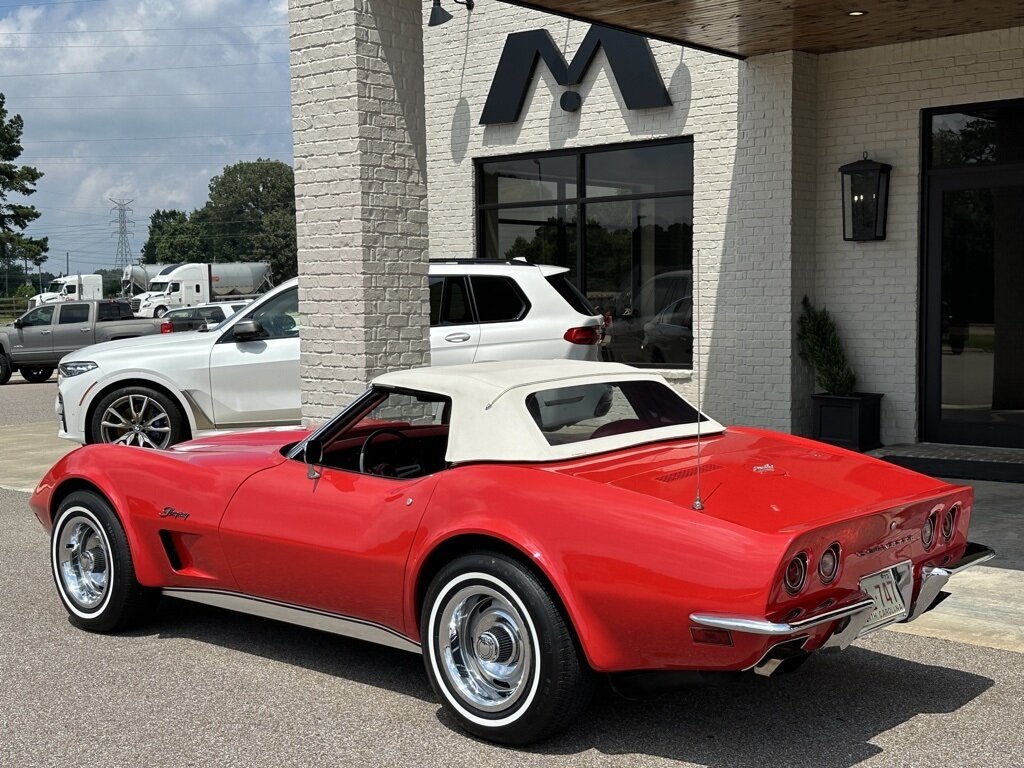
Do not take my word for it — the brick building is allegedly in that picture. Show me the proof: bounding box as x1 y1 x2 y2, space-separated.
288 1 1024 450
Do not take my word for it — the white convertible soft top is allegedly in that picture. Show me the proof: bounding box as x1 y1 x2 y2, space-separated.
372 360 725 464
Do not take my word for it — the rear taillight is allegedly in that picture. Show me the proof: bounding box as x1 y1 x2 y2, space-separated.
818 543 841 584
783 553 807 595
564 326 601 345
941 503 959 541
922 510 937 550
160 322 173 334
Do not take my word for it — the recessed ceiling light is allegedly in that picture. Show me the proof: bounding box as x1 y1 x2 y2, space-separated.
848 10 865 15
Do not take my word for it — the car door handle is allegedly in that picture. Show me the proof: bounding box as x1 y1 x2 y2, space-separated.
79 327 91 333
445 332 471 343
40 330 51 335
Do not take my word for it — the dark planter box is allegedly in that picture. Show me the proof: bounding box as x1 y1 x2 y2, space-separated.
810 392 883 452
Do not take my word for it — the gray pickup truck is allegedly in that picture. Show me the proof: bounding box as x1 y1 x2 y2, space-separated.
0 300 160 384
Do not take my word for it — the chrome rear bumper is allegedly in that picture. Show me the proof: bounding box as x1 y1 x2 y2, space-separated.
690 541 995 648
904 541 996 622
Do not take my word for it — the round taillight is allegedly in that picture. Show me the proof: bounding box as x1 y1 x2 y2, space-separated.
818 543 841 584
941 504 958 541
784 554 807 595
922 512 937 551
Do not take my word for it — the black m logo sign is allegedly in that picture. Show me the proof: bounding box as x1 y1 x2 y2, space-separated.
480 25 672 125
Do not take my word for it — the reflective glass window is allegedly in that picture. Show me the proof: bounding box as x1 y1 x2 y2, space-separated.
57 304 90 324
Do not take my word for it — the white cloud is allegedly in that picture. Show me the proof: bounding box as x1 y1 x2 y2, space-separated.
1 0 292 274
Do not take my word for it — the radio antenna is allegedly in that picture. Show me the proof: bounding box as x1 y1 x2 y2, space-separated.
692 247 704 512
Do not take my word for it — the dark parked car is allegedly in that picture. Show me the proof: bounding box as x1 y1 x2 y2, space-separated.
158 302 250 333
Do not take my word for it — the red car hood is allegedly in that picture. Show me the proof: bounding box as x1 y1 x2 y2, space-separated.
546 427 952 534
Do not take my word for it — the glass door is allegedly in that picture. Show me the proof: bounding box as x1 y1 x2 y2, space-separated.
923 174 1024 447
923 100 1024 448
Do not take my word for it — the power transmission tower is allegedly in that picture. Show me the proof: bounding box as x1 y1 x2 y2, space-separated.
110 198 135 272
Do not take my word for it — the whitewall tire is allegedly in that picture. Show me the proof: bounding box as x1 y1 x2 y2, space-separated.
421 552 593 745
51 491 158 633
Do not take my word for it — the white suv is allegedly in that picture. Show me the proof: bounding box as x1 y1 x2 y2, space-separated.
429 260 601 364
56 261 601 448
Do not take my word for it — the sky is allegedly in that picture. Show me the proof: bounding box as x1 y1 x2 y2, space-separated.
1 0 292 277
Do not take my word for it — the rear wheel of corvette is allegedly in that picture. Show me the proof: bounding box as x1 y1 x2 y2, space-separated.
51 490 158 633
421 553 594 745
90 385 188 449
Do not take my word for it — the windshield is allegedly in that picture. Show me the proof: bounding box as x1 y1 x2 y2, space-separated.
46 281 64 292
149 280 169 293
525 380 705 446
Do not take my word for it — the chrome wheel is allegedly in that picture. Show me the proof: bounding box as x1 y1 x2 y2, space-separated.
99 393 172 448
56 513 111 611
437 584 533 713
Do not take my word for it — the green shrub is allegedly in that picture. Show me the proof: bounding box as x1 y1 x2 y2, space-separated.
797 296 856 396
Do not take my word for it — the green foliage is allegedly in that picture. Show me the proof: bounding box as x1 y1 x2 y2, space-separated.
13 282 35 299
797 295 856 396
139 160 297 280
0 93 48 277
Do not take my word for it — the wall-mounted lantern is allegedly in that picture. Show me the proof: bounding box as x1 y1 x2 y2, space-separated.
839 152 892 241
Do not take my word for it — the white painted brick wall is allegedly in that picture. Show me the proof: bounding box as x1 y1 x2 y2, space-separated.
816 27 1024 445
289 0 1023 444
423 2 741 417
290 0 430 423
422 4 823 432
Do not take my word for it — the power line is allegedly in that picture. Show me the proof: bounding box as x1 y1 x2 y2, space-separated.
23 131 292 143
6 90 288 98
0 24 285 34
0 59 289 78
0 42 286 49
26 152 286 158
17 104 290 110
0 0 102 6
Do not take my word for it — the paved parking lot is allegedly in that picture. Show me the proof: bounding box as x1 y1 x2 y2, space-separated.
1 381 1022 767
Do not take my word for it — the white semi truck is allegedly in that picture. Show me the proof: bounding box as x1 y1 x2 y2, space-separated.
28 274 104 307
121 263 179 295
130 262 273 317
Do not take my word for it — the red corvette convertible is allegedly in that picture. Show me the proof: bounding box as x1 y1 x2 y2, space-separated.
31 360 993 744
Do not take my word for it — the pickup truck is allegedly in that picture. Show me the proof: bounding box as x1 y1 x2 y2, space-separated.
0 299 160 384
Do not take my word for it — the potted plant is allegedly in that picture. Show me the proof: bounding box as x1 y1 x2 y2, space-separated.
797 296 883 451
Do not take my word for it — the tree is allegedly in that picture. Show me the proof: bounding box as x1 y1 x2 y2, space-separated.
141 209 195 264
200 158 298 280
0 93 48 285
138 160 298 281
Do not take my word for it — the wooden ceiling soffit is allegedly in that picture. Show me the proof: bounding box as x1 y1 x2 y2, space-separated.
499 0 1024 59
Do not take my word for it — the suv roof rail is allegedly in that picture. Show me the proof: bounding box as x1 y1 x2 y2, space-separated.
428 258 537 267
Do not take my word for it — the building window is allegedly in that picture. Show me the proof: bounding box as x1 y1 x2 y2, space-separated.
476 138 694 367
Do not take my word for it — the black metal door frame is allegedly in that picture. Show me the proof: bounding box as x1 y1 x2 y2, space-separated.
922 165 1024 446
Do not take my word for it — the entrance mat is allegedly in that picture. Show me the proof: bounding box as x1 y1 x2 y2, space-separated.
880 456 1024 483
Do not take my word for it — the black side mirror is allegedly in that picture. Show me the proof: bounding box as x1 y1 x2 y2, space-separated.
232 319 264 341
13 318 23 329
304 438 323 480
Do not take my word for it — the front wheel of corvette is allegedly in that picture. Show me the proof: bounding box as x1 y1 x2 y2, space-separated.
421 552 594 745
51 490 158 633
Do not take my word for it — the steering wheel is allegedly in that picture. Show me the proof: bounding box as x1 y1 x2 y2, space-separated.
358 428 422 477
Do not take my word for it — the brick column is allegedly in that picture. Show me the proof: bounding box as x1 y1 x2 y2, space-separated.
289 0 430 423
710 51 817 435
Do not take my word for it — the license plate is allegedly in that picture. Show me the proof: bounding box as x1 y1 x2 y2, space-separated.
860 568 907 632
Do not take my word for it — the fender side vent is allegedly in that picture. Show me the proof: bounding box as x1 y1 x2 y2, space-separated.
656 464 722 483
159 530 185 571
